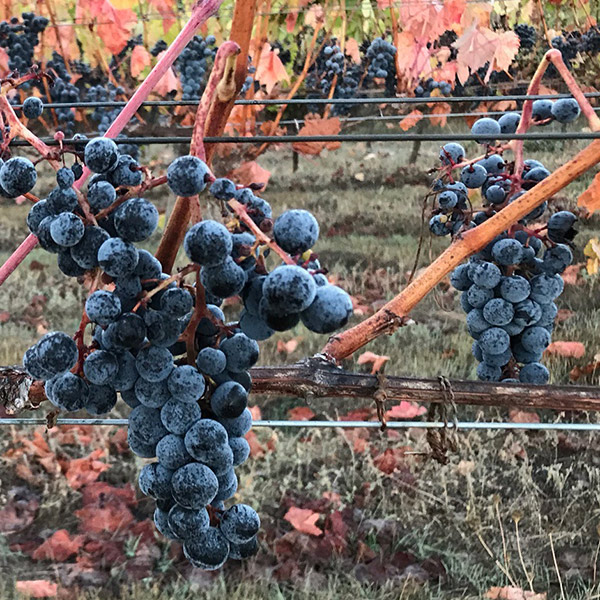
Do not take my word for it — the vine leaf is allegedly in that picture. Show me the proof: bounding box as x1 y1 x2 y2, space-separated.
453 23 500 84
153 51 181 96
130 45 151 78
228 161 271 188
76 0 136 55
345 38 361 63
492 31 520 73
292 115 341 155
147 0 178 33
578 171 600 214
399 109 423 132
255 44 289 94
284 507 323 536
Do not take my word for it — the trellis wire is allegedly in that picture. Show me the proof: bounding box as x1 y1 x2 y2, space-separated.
0 418 598 432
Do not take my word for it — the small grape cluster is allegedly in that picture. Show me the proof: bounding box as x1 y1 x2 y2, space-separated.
365 37 397 94
0 12 48 78
46 51 80 134
430 107 581 384
414 78 452 98
176 35 217 101
86 82 126 134
20 129 353 569
514 24 537 51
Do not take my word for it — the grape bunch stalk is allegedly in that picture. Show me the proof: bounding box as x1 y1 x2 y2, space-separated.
19 125 353 569
429 98 581 384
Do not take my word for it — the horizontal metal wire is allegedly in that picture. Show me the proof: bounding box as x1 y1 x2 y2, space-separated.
10 92 600 110
0 418 598 432
8 132 598 147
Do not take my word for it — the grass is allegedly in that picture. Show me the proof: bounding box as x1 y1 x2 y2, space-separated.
1 135 600 599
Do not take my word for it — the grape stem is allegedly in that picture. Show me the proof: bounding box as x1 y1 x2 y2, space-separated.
184 270 208 366
134 264 199 311
227 199 296 265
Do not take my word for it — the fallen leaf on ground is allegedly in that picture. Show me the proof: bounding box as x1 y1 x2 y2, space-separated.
32 529 84 562
284 507 323 536
385 401 426 420
486 586 546 600
16 580 58 598
545 341 585 358
277 339 298 354
509 409 540 424
288 406 315 421
64 449 109 490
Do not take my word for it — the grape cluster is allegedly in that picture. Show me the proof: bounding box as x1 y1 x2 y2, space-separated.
46 51 80 134
0 12 48 78
176 35 217 100
86 83 125 134
431 111 580 384
21 137 353 569
415 78 452 98
365 37 397 94
514 24 537 51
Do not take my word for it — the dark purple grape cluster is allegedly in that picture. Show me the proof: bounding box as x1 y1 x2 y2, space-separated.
21 139 354 569
85 82 126 134
365 37 397 95
430 113 580 384
514 24 536 51
0 12 48 80
414 78 452 98
175 35 217 101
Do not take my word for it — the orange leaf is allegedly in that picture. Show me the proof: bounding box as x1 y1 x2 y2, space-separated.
395 31 431 80
0 48 8 75
493 31 520 73
152 51 180 97
75 503 135 534
32 529 84 562
385 401 426 419
509 409 540 424
545 341 586 358
288 406 315 421
130 45 151 78
304 4 324 28
373 447 407 474
357 351 390 374
429 102 451 128
286 11 299 32
345 38 361 64
578 171 600 214
399 109 423 131
228 161 271 189
284 507 323 536
562 264 583 285
255 44 289 94
76 0 136 55
148 0 177 33
16 581 58 598
453 24 499 84
64 449 109 490
486 586 546 600
400 2 446 41
292 114 341 156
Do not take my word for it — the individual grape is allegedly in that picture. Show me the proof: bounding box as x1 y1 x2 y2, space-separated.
113 197 158 242
135 377 171 408
481 347 512 367
0 157 37 197
195 304 225 336
220 333 259 373
512 299 542 328
88 181 117 212
160 287 193 317
71 163 84 180
210 178 237 200
471 118 501 144
171 462 219 509
184 220 233 266
134 249 163 280
154 507 178 540
438 190 458 210
229 536 258 560
107 154 143 187
542 244 573 274
478 327 510 355
71 226 110 269
460 293 474 313
143 310 181 348
467 261 501 289
23 96 43 119
231 232 256 263
57 250 86 278
485 185 506 205
156 434 192 470
22 346 53 380
36 332 77 376
273 209 319 255
214 470 238 501
450 264 472 291
84 137 120 173
460 164 487 188
114 276 142 311
185 419 229 457
300 285 353 334
429 215 449 236
138 462 173 499
551 98 580 123
210 381 248 419
445 182 468 204
478 155 505 175
167 365 206 402
110 312 146 349
499 275 531 303
219 504 260 545
476 362 502 382
239 310 275 341
466 285 494 309
183 527 230 570
520 326 552 353
519 362 550 384
47 187 78 214
128 429 157 458
498 112 520 134
522 167 550 188
161 398 202 435
27 200 51 235
55 167 75 190
168 505 210 539
483 298 515 326
167 155 209 197
201 257 246 298
129 405 168 449
537 302 558 328
529 274 564 304
547 211 577 243
83 350 119 385
532 99 553 121
49 212 84 247
491 238 524 266
229 437 250 466
512 342 543 364
136 346 174 382
262 265 316 314
97 237 139 278
51 372 89 412
85 384 118 415
218 408 252 437
85 290 121 326
439 142 465 165
196 347 227 376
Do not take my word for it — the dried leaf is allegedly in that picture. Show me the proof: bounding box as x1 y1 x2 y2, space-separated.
75 503 135 535
284 507 323 536
292 114 341 155
578 172 600 214
385 401 426 419
276 339 298 354
345 38 361 63
130 45 151 78
399 110 423 131
32 529 84 562
228 161 271 189
153 51 180 97
486 586 546 600
357 351 390 374
16 580 58 598
256 44 289 95
288 406 315 421
304 4 324 27
400 2 446 40
493 31 520 73
64 449 109 490
545 341 586 358
372 447 407 474
453 24 499 84
509 409 540 424
429 102 451 128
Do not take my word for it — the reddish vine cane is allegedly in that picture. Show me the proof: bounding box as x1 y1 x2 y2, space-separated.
322 49 600 362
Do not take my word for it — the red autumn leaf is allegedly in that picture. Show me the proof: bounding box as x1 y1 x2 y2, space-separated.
147 0 177 33
399 109 423 132
130 45 151 79
292 114 341 155
345 38 361 63
64 449 109 490
76 0 136 55
288 406 315 421
509 409 540 424
357 351 390 374
75 503 135 535
228 161 271 189
246 430 266 457
0 310 9 323
16 580 58 598
152 51 180 97
255 44 289 94
545 341 586 358
400 2 446 41
395 32 431 80
578 172 600 215
32 529 84 562
284 507 323 536
385 401 426 420
80 482 137 507
341 428 370 453
372 447 407 474
286 11 299 33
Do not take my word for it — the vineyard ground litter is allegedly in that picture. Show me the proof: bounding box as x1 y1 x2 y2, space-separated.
1 138 600 598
